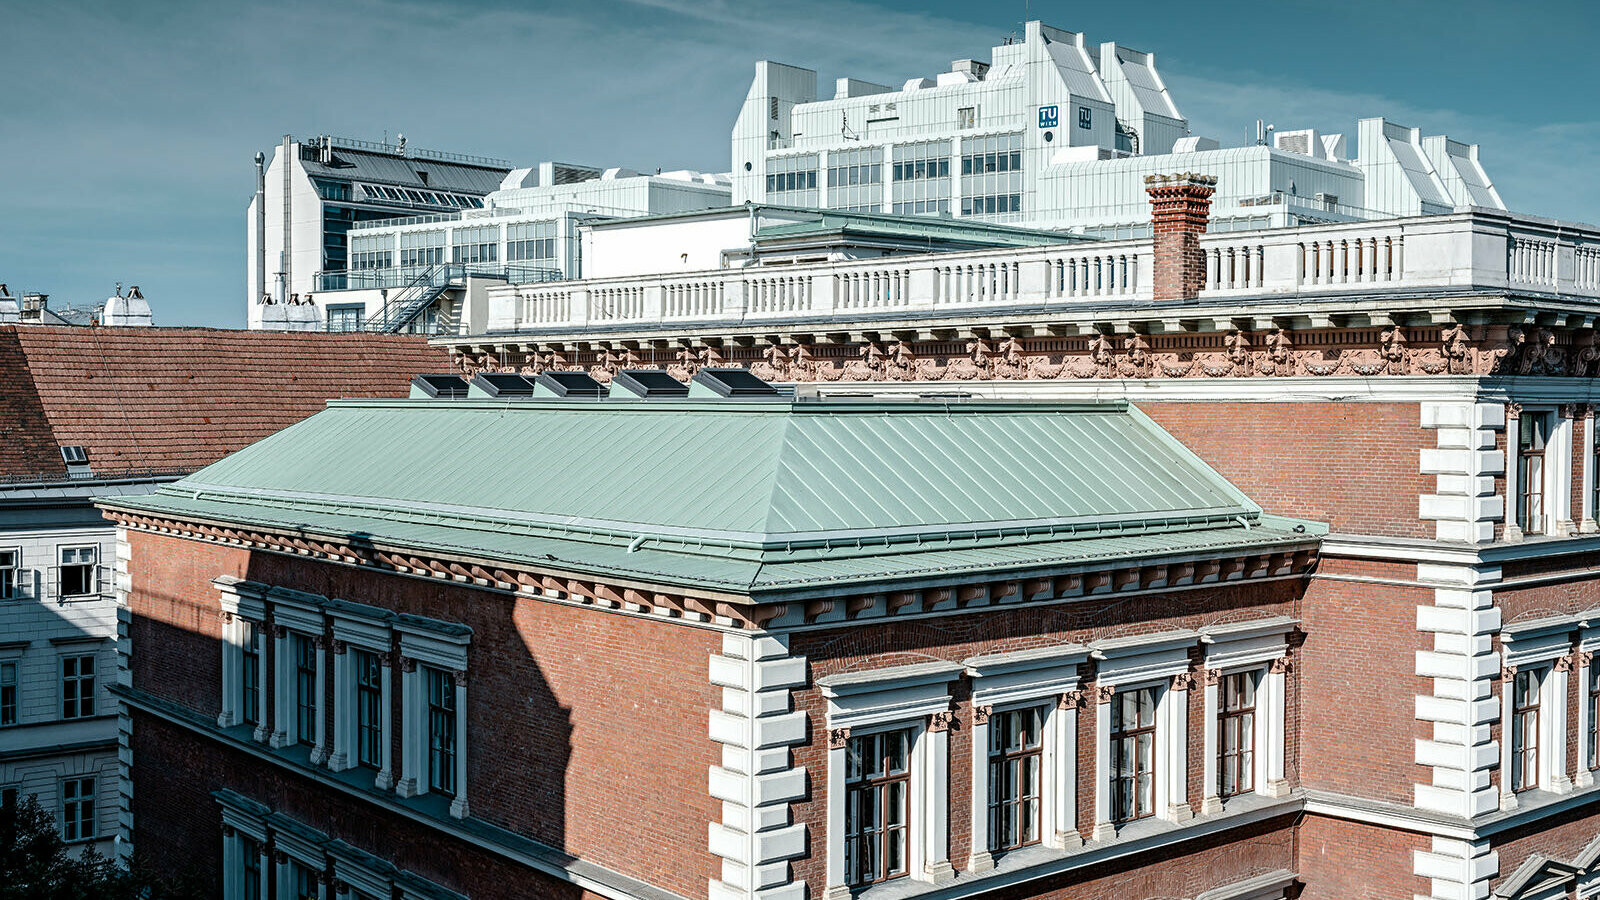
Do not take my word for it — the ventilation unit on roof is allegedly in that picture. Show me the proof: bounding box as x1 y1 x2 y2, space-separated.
534 370 608 398
689 368 782 399
410 374 468 399
469 373 539 398
611 369 690 399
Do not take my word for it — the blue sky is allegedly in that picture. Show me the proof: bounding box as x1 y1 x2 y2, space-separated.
2 0 1597 327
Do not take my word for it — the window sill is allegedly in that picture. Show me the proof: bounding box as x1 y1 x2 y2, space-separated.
851 792 1301 900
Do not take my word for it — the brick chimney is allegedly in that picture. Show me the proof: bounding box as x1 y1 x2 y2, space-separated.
1145 172 1217 302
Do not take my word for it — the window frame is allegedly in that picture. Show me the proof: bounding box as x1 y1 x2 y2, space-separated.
59 652 96 720
355 648 383 771
1589 660 1599 773
1216 671 1258 799
293 632 318 748
985 704 1046 852
60 775 96 843
0 659 16 727
843 725 914 887
425 666 457 797
1517 410 1551 535
1108 685 1159 823
55 545 98 599
1511 666 1543 793
0 548 18 600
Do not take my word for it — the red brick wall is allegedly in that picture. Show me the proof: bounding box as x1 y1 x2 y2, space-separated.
129 710 605 900
1491 802 1600 891
1296 814 1428 900
1142 401 1430 538
1297 557 1432 803
786 579 1301 889
125 531 722 897
1497 557 1600 624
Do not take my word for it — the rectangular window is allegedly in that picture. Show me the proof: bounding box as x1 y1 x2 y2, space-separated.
450 225 499 266
0 549 16 600
1110 687 1157 823
890 141 952 216
58 546 97 598
1511 668 1541 792
1218 672 1257 798
1 661 16 726
1517 412 1549 535
241 836 262 900
356 649 383 769
399 230 447 270
959 133 1024 221
764 154 819 207
294 635 317 746
1 786 16 809
60 654 94 720
325 305 365 333
240 622 261 727
956 107 976 129
291 861 319 900
845 729 911 887
825 147 884 213
987 706 1044 852
427 667 456 795
1589 663 1599 772
61 776 95 842
506 221 559 269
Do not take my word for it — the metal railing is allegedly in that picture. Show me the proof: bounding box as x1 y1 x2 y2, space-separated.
350 212 464 232
310 135 511 169
317 264 562 293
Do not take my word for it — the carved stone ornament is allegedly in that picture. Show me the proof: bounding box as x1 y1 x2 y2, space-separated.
453 669 468 686
219 611 233 624
1204 668 1222 687
972 705 992 725
929 710 956 732
221 824 235 838
1500 664 1518 683
1583 651 1595 667
1170 672 1195 691
1269 657 1291 675
330 638 347 656
380 651 395 668
1094 684 1116 704
399 657 417 674
828 727 851 749
1507 402 1524 419
1059 690 1087 710
1557 655 1575 673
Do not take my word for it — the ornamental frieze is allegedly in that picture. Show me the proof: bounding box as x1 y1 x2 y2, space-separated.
453 324 1600 382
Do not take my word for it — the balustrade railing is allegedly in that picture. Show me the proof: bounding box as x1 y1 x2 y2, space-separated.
480 212 1600 333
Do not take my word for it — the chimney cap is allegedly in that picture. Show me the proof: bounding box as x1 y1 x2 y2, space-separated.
1143 172 1217 187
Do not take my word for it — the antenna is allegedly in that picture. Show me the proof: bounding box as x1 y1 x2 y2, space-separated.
840 111 859 142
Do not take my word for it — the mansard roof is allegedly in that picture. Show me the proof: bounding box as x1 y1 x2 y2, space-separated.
104 397 1324 598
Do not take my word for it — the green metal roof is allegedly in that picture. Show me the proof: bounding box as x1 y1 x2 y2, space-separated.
104 399 1324 598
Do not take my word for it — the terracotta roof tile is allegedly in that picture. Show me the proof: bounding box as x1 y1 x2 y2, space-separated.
1 326 452 480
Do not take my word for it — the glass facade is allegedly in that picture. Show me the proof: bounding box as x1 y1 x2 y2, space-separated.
451 225 499 265
506 221 557 266
826 147 883 212
349 234 393 271
891 141 952 216
399 230 446 270
960 133 1023 219
765 154 819 207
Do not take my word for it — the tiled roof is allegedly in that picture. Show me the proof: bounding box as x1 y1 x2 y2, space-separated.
0 326 452 481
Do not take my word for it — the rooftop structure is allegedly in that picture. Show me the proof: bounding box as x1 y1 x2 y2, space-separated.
733 21 1504 235
246 134 512 326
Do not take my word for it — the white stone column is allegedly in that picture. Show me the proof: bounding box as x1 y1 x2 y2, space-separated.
1499 664 1518 811
1091 685 1115 841
1164 675 1193 821
328 640 350 771
1556 410 1576 536
1201 670 1222 814
449 670 469 819
1581 653 1596 788
1582 408 1598 533
1551 656 1573 793
256 843 270 900
218 613 238 728
824 730 850 900
396 657 421 797
923 713 954 883
309 636 329 765
967 706 993 872
275 852 293 900
1504 404 1524 542
270 625 291 748
376 652 395 791
1051 693 1082 848
1263 659 1289 797
221 827 240 900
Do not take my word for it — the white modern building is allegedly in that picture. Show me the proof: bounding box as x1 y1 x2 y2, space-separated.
288 162 732 334
732 21 1504 236
246 135 511 327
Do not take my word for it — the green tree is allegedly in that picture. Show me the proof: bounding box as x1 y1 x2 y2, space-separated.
0 795 204 900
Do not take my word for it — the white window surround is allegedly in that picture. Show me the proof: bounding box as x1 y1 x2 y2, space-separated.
269 811 331 900
1500 616 1577 808
218 790 272 900
962 644 1087 872
269 589 328 760
395 615 471 819
1504 405 1573 542
329 839 398 900
54 544 101 600
1088 630 1197 839
217 577 269 739
1198 618 1296 812
1577 609 1600 789
326 598 396 787
1581 407 1599 535
817 660 961 897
